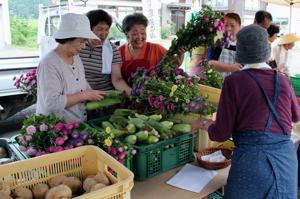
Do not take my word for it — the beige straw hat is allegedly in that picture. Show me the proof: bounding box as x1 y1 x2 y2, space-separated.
278 34 300 45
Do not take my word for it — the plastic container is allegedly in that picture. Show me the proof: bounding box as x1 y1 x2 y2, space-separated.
290 76 300 96
197 84 221 106
132 133 194 181
170 113 222 151
0 145 134 199
207 191 224 199
0 138 25 163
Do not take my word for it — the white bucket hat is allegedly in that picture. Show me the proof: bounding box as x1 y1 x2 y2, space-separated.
54 13 99 40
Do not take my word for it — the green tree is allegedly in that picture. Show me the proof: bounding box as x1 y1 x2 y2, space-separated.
10 16 38 49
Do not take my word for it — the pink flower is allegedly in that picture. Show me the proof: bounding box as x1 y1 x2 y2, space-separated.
65 122 73 130
118 158 124 165
118 151 126 160
209 27 214 32
25 135 32 141
27 85 32 90
213 20 219 28
110 147 117 156
118 147 124 153
187 81 194 87
62 129 68 135
131 149 137 155
53 146 64 152
47 147 55 153
73 121 80 128
39 123 48 132
203 15 209 22
170 104 175 112
26 147 37 156
54 122 64 132
26 125 36 135
148 95 154 107
55 137 65 146
19 146 27 152
36 151 47 156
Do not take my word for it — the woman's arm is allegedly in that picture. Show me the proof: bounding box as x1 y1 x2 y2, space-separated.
111 63 132 96
66 90 105 108
208 60 242 72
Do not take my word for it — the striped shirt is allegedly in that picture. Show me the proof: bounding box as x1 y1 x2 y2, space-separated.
80 42 122 90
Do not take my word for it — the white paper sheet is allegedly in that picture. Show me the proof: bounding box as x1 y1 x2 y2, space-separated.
166 164 218 193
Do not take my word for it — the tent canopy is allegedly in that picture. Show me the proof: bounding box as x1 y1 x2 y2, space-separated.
260 0 300 7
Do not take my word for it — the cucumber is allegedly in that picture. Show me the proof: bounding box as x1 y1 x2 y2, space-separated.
86 98 121 110
104 90 123 98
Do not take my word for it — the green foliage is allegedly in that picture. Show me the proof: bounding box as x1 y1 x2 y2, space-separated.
199 60 224 89
10 16 38 49
161 26 172 39
9 0 51 19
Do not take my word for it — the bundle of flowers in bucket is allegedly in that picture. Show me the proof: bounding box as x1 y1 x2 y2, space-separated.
129 6 223 117
15 114 102 157
13 69 37 102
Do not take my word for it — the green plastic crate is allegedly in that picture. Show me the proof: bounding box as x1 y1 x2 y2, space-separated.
207 191 223 199
133 133 195 181
290 76 300 96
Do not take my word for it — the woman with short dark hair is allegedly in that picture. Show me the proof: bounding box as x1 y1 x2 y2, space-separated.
267 24 280 43
79 9 131 95
119 13 167 83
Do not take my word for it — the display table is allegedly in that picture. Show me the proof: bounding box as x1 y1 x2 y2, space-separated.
132 162 230 199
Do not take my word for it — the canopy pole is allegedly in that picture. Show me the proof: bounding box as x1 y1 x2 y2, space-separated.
289 3 293 33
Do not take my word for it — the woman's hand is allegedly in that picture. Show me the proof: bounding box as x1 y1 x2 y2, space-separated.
191 118 214 132
82 90 106 101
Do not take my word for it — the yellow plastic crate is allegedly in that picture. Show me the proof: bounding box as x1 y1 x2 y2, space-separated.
0 146 134 199
197 84 221 106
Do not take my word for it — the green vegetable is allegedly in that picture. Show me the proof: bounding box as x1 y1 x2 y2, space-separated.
125 135 137 145
146 119 171 135
136 130 149 142
147 135 159 144
86 98 121 110
149 114 162 121
129 118 146 129
160 121 174 129
101 121 114 129
113 109 135 117
109 115 128 128
134 113 149 121
104 90 123 98
126 123 136 134
149 128 159 136
165 118 183 124
110 128 125 138
171 124 192 133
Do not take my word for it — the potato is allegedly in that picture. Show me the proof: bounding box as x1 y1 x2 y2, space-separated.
0 180 10 195
62 176 82 194
32 183 49 199
0 192 12 199
0 147 7 158
12 187 32 199
48 175 67 188
94 172 110 186
90 183 106 192
83 178 97 192
45 184 72 199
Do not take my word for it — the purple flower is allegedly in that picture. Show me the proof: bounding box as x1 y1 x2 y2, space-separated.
203 15 209 22
213 20 219 28
71 131 80 139
195 96 203 102
26 125 36 135
54 122 64 132
80 132 89 140
87 139 94 145
63 135 68 141
74 139 84 147
39 123 48 132
19 146 27 152
55 137 65 146
65 122 74 130
183 105 190 111
26 147 37 156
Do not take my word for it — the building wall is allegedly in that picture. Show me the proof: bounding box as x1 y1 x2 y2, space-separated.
0 0 11 47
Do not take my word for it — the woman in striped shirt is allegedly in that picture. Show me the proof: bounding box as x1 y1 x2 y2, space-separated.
80 9 131 96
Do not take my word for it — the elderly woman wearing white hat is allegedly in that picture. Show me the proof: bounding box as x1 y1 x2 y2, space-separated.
272 33 300 76
36 13 105 122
